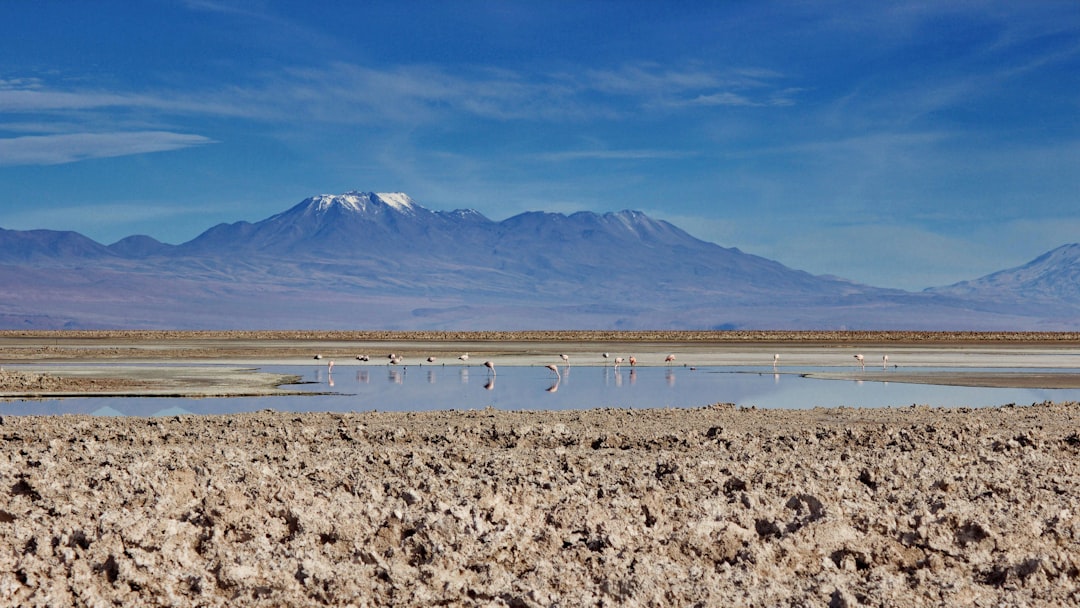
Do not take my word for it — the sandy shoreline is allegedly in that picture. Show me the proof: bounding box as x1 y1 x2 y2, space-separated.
3 404 1080 606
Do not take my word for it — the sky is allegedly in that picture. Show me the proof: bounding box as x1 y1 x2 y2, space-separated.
1 0 1078 291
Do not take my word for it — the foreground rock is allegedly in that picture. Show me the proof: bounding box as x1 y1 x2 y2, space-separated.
2 404 1079 606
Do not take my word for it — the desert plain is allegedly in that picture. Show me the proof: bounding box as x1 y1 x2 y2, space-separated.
2 330 1080 606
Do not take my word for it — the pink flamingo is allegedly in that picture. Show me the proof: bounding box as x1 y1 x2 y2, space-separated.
484 360 496 376
854 354 865 370
665 354 676 365
546 364 561 379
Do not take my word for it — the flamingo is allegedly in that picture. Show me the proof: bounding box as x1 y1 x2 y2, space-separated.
327 360 335 372
483 360 496 376
458 352 470 364
629 356 637 367
854 354 865 370
546 364 561 379
882 354 889 369
665 354 676 365
560 354 570 366
313 354 323 360
773 354 780 369
356 355 369 362
427 356 437 364
614 357 624 370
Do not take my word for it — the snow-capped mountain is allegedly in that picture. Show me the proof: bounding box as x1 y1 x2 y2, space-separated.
0 191 1076 330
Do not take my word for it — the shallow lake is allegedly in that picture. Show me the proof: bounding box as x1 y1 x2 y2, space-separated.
4 363 1080 417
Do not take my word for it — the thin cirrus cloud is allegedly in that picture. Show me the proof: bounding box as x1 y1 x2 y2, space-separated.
0 132 216 166
534 149 694 162
2 59 794 130
0 59 796 168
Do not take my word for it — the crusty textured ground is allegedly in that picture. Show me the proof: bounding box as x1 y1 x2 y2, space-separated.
3 404 1079 606
0 370 142 393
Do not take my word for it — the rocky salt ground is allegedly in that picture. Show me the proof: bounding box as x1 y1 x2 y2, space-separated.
2 404 1080 606
0 370 141 393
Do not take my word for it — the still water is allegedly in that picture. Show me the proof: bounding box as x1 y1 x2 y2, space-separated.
3 364 1080 417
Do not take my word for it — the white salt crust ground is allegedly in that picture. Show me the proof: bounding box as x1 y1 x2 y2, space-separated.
2 403 1079 606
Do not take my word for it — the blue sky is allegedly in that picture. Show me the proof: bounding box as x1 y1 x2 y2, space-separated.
1 1 1077 290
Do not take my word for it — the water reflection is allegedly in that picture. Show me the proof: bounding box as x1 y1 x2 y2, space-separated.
6 364 1080 417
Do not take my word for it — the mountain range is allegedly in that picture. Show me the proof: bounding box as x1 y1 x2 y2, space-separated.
1 191 1078 330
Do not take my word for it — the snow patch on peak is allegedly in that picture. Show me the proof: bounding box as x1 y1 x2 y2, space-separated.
309 192 372 213
303 191 417 215
373 192 416 213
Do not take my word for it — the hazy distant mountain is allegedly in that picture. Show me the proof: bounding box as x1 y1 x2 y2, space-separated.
928 244 1080 302
108 235 175 258
0 191 1077 330
0 227 113 262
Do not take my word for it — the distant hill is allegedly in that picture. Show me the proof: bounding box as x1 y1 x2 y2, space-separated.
0 191 1076 330
928 243 1080 302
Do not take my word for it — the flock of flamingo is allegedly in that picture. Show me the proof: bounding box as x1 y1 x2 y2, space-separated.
309 350 687 378
312 351 893 382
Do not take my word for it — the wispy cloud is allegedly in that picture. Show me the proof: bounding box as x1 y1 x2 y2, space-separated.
586 63 800 110
534 148 694 162
0 132 215 166
0 86 250 117
1 57 797 141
